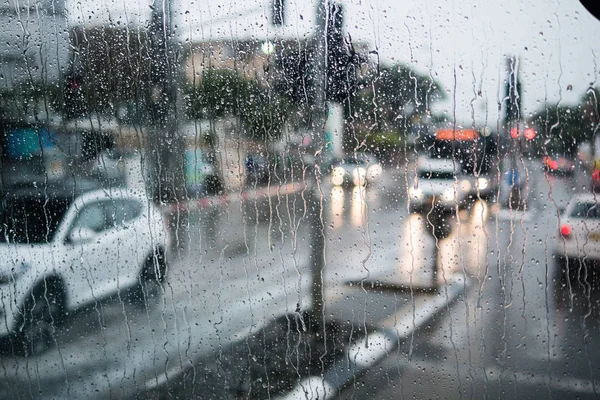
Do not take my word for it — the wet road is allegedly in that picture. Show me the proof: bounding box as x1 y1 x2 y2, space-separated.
1 160 598 399
340 162 600 399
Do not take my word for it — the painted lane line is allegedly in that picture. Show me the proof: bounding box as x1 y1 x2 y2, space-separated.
277 273 470 400
346 331 396 368
384 274 466 339
144 364 186 391
282 377 336 400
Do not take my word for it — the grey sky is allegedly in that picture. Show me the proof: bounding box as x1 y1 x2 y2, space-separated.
69 0 600 126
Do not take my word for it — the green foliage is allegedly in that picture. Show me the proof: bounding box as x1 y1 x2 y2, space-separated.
184 69 288 141
0 82 61 122
351 63 446 132
529 87 599 156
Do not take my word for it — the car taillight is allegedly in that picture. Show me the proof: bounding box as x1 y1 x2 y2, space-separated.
593 170 600 181
560 224 572 238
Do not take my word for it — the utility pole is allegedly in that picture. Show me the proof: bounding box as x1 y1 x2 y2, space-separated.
308 0 329 325
147 0 185 204
147 0 187 256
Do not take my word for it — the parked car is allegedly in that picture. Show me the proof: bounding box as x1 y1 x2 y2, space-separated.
329 153 383 186
0 184 169 354
409 156 473 213
553 193 600 280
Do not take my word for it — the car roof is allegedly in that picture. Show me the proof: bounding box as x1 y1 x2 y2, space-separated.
2 181 150 207
74 188 151 204
569 193 600 205
2 179 103 201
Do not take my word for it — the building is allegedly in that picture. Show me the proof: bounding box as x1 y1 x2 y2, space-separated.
0 0 69 89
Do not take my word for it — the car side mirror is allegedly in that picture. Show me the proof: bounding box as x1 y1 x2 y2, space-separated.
68 227 96 244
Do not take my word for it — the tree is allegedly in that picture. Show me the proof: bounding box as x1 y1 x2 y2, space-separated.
351 63 445 133
529 87 600 157
184 68 288 142
66 26 152 120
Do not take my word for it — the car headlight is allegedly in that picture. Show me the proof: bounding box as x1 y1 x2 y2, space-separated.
331 167 345 186
477 177 489 190
442 188 455 202
409 187 423 199
459 179 471 192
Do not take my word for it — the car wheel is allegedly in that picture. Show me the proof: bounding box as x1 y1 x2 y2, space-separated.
135 249 167 307
19 283 64 356
141 248 167 283
554 255 580 284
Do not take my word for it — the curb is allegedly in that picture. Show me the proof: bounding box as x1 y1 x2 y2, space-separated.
278 274 469 400
163 181 309 213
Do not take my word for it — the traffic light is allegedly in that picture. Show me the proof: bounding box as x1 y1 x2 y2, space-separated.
325 3 357 103
503 56 522 124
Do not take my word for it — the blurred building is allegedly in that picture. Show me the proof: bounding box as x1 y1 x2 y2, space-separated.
0 0 69 89
185 40 271 87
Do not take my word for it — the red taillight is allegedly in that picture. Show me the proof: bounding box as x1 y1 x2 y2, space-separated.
593 170 600 181
560 224 572 237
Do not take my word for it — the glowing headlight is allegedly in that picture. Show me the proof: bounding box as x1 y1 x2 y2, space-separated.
353 167 367 186
477 177 489 190
331 167 345 186
459 179 471 192
409 187 423 199
442 188 455 202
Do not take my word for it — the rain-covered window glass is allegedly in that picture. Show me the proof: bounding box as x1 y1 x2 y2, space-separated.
1 0 600 399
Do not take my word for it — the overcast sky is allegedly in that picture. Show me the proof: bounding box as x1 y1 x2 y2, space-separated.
68 0 600 126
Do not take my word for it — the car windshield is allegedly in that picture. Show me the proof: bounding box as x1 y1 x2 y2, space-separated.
570 201 600 218
0 197 70 243
341 157 366 165
418 170 455 180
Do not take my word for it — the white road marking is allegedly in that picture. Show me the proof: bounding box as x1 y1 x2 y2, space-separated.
281 377 336 400
347 331 395 368
383 273 466 338
277 273 469 400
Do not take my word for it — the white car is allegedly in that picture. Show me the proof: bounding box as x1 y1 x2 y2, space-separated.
554 193 600 278
0 185 169 354
330 153 383 186
409 157 474 213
